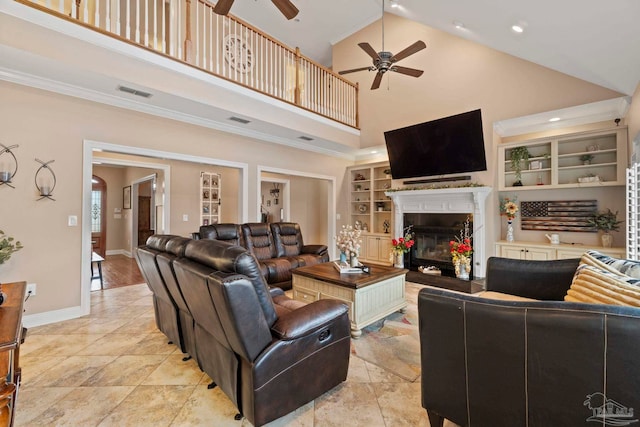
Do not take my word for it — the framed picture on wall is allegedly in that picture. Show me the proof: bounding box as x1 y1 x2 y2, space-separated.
123 185 131 209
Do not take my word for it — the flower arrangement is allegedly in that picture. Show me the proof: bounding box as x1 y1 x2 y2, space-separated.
0 230 23 265
391 228 414 255
335 225 362 257
500 196 519 221
449 218 472 263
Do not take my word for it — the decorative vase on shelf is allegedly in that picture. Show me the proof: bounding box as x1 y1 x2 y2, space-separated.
339 251 347 263
601 233 613 248
506 220 514 242
454 256 471 281
350 254 359 267
394 253 404 269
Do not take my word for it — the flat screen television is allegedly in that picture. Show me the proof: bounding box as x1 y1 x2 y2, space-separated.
384 109 487 180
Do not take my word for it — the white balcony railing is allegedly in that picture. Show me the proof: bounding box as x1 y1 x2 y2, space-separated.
19 0 359 128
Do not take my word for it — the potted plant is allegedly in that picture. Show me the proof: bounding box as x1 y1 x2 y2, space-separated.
580 154 594 165
509 146 530 186
0 229 23 306
587 209 622 248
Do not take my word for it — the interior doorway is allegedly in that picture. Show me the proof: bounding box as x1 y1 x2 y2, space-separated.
260 178 289 223
132 174 157 249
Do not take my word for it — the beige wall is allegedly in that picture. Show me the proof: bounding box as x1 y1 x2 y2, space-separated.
0 81 350 317
626 83 640 161
333 13 627 250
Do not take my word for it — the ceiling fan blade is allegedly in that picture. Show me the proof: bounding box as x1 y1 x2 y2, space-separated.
272 0 299 20
358 43 381 61
391 66 424 77
213 0 234 15
371 72 383 90
338 66 372 75
391 40 426 62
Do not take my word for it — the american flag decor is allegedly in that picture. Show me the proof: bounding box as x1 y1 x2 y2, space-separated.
520 200 597 232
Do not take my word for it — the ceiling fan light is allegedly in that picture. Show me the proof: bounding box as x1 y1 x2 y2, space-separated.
511 24 524 33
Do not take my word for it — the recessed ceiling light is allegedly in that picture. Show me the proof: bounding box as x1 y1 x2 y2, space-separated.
549 117 561 122
511 25 524 33
370 150 378 154
453 21 465 30
390 0 399 8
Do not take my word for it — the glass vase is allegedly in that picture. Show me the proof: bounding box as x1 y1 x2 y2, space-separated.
454 256 471 281
506 220 514 242
339 251 347 263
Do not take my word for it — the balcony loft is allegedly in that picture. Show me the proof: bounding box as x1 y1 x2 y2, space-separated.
1 0 361 158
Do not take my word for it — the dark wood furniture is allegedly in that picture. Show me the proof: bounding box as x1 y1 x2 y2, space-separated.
0 281 26 426
292 263 408 338
406 271 485 294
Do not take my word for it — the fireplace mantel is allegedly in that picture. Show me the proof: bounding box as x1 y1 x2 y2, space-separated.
386 187 492 277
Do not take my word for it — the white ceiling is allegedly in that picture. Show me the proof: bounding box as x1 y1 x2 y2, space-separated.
231 0 640 96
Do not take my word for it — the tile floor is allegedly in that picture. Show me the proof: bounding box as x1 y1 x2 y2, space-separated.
17 283 459 426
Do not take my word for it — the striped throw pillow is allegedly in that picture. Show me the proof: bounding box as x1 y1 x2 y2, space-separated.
580 250 640 279
565 264 640 306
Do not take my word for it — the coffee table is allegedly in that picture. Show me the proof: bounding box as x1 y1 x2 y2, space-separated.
292 263 407 338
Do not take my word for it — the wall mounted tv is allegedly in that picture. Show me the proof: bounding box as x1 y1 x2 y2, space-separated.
384 109 487 180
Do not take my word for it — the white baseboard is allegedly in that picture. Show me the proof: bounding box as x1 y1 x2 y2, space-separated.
105 249 133 258
23 305 86 328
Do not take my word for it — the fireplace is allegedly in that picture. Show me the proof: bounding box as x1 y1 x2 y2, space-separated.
386 186 492 278
404 213 473 277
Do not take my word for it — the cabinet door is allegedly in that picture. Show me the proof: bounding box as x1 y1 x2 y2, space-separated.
366 236 379 261
377 236 392 262
525 247 555 260
556 248 585 259
500 245 526 259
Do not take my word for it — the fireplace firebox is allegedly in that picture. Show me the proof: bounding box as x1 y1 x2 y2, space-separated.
404 213 473 278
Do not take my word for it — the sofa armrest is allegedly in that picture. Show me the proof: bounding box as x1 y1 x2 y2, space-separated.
301 244 328 256
271 299 348 340
485 256 580 300
191 232 201 240
269 287 285 297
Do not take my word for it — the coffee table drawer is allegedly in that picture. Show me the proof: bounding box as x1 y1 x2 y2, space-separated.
293 287 319 303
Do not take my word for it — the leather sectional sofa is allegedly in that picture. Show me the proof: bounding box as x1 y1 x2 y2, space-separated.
135 235 350 426
418 256 640 427
194 222 330 290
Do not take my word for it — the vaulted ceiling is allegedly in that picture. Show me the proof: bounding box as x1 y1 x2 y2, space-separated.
230 0 640 96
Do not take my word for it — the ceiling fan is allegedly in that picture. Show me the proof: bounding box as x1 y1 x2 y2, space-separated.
213 0 299 20
338 0 426 90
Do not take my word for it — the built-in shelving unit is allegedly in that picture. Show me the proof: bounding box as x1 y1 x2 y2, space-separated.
498 127 627 190
347 162 394 264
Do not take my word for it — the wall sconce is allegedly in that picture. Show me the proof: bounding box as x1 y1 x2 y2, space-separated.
0 143 19 188
34 158 56 201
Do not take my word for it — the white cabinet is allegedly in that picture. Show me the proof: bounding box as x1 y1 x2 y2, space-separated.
499 244 555 260
200 171 221 226
363 234 392 265
497 241 626 260
498 127 627 190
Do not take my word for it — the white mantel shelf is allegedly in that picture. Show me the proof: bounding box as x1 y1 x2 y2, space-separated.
386 186 492 277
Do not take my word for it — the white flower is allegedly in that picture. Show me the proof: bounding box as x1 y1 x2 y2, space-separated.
334 225 362 256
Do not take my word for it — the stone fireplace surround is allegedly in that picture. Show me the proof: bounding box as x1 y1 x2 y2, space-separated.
386 187 492 278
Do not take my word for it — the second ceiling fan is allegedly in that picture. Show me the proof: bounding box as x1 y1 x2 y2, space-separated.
339 0 426 90
213 0 299 20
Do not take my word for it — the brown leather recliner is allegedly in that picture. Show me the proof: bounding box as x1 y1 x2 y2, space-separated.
134 235 185 353
419 257 640 427
173 239 350 426
199 223 245 247
155 236 198 365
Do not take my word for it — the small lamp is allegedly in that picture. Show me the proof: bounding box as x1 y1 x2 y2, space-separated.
0 143 19 188
34 158 56 201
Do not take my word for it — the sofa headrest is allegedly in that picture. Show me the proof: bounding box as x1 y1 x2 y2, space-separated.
184 239 278 326
165 237 190 257
199 225 218 240
214 224 242 239
271 222 300 236
146 234 180 251
243 222 271 236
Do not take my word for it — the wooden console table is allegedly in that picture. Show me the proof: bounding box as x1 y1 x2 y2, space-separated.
0 282 26 426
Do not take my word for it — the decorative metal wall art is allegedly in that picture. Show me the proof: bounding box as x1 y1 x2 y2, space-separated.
0 143 19 188
34 158 56 201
